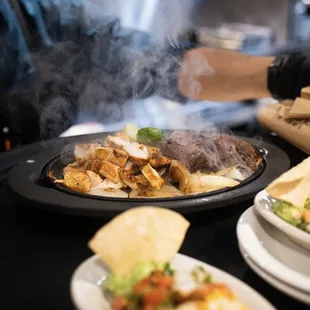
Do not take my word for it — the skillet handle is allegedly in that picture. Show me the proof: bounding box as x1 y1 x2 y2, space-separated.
259 147 268 159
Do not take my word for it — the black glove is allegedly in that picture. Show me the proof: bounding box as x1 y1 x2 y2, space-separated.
268 52 310 100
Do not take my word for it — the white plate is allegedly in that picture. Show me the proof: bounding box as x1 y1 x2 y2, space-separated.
237 206 310 296
239 242 310 305
254 190 310 250
70 254 276 310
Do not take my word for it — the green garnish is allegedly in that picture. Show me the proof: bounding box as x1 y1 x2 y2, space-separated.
163 263 174 276
272 201 303 227
191 265 212 284
136 127 163 145
305 198 310 210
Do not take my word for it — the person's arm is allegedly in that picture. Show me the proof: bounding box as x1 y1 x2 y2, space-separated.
177 47 274 102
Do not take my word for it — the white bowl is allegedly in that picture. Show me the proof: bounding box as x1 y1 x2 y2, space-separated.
70 254 276 310
237 206 310 298
254 190 310 250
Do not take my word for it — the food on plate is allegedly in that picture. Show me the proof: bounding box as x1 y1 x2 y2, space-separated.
52 124 262 198
190 173 240 194
157 131 262 173
130 184 183 198
266 156 310 233
54 166 90 193
123 123 140 141
271 200 310 233
88 207 249 310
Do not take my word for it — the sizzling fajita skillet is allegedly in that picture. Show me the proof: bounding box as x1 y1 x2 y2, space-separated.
7 128 290 217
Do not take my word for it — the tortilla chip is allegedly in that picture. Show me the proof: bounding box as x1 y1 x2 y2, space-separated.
287 97 310 119
266 156 310 207
88 207 190 276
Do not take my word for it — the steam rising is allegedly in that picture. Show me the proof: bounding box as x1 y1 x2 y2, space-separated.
159 129 257 177
2 0 211 141
2 0 263 177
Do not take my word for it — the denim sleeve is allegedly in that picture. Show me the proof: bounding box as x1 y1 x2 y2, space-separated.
0 0 30 92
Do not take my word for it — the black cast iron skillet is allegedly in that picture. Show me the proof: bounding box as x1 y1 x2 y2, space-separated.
7 132 290 217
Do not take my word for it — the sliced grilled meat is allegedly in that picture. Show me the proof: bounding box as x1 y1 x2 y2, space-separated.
158 131 261 174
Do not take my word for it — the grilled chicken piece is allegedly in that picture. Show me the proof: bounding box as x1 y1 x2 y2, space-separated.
106 149 129 167
89 188 128 198
169 160 192 194
140 164 164 190
130 184 183 198
145 146 162 157
145 146 171 168
92 147 111 161
105 136 130 149
190 173 240 194
149 156 171 168
99 161 120 183
134 174 150 186
123 143 149 166
74 144 101 164
76 161 89 170
119 167 149 190
119 169 138 190
87 170 103 189
85 159 102 174
115 132 131 141
63 163 78 174
56 167 90 193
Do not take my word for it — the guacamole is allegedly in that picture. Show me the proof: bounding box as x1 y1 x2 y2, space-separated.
272 201 303 227
104 262 163 297
272 199 310 233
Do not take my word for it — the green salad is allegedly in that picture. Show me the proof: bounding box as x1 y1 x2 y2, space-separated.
272 199 310 233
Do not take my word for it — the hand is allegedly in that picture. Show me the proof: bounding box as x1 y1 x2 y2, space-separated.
178 47 274 102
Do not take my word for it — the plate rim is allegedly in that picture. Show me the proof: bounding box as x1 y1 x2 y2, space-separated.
237 206 310 293
238 241 310 305
254 190 310 247
70 253 277 310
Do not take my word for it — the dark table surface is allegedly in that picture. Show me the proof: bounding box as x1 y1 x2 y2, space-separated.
0 132 309 310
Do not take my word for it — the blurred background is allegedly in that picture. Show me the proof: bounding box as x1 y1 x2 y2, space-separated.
1 0 310 151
